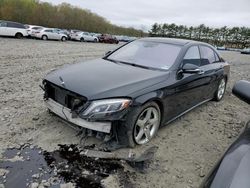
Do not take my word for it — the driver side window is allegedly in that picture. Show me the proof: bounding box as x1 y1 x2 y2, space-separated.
182 46 201 67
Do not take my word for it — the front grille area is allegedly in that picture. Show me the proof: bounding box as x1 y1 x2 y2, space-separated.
44 81 86 109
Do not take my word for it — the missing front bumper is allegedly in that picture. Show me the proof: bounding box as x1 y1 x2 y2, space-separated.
45 98 111 133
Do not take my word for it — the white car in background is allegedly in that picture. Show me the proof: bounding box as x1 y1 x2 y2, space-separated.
71 32 98 42
34 28 68 41
0 20 28 38
25 25 44 37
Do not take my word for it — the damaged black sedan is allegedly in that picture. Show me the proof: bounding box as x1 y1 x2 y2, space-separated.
42 38 230 147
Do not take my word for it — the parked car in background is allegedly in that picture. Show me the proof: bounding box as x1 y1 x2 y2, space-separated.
25 25 43 38
121 36 134 42
0 20 28 38
42 38 229 147
115 35 137 42
69 29 81 39
59 29 71 39
34 28 68 41
71 32 98 42
200 80 250 188
216 46 227 51
241 48 250 54
98 34 119 44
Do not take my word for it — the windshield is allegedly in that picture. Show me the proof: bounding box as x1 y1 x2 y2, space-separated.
107 40 181 70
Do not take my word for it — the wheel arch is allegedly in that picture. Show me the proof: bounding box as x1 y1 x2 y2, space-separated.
42 34 48 39
133 91 165 124
15 32 23 37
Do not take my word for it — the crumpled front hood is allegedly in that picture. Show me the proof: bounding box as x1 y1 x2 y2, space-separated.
45 58 169 100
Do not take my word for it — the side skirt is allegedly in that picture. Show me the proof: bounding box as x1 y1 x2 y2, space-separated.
165 98 213 125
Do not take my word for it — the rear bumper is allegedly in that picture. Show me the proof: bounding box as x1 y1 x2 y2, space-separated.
45 98 112 133
33 34 41 38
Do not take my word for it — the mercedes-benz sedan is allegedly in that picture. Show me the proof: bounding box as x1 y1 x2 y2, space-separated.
42 38 230 147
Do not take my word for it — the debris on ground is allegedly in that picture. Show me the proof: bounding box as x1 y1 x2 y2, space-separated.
0 144 158 188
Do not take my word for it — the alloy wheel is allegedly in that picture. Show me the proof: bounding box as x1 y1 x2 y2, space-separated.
133 107 160 145
15 33 23 39
42 35 47 40
217 78 226 100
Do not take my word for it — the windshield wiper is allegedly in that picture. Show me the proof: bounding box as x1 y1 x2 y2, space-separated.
104 58 164 71
106 58 151 70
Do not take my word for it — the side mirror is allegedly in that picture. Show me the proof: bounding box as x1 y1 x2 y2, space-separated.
232 80 250 104
182 63 203 74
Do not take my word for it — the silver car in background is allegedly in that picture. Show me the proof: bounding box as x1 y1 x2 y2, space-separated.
0 20 28 38
25 25 44 37
34 28 68 41
71 32 98 42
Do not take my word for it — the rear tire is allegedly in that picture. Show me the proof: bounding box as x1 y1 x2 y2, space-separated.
214 77 227 101
42 35 48 40
15 33 23 39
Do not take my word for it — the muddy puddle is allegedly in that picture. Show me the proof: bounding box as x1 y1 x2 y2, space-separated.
0 144 139 188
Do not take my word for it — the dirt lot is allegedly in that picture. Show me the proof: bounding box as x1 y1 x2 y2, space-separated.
0 38 250 188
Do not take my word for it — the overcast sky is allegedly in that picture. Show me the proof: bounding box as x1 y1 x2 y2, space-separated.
43 0 250 30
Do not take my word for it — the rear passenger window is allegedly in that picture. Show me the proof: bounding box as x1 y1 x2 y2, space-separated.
200 46 216 65
7 22 24 28
183 46 201 67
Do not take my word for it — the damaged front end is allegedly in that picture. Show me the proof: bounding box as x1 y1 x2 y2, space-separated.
42 80 132 148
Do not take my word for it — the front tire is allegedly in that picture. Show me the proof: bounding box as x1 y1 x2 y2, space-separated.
80 38 84 42
61 36 66 41
214 77 227 101
15 33 23 39
117 102 161 147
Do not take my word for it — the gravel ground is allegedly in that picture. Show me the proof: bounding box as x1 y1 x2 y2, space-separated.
0 38 250 188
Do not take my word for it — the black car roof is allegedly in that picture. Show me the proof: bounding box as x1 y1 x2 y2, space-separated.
140 37 205 46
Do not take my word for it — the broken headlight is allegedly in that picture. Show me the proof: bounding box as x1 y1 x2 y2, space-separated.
81 98 131 119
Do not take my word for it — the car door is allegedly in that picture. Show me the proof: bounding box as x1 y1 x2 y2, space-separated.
45 30 53 39
50 30 59 40
164 45 211 121
6 22 18 36
0 21 8 36
199 45 225 100
87 34 93 41
84 33 91 41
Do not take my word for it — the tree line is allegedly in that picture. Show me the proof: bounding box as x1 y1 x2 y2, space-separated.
0 0 144 37
149 23 250 49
